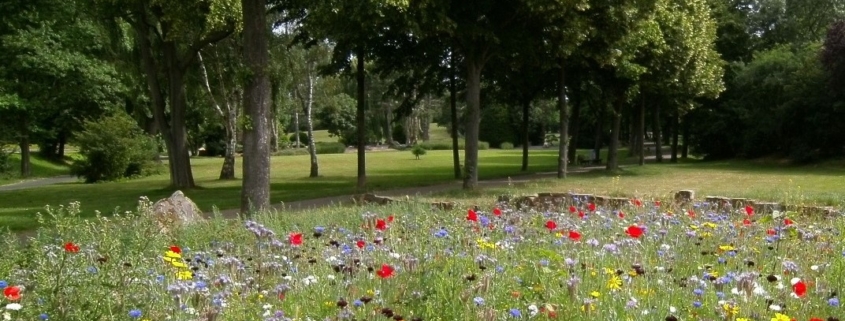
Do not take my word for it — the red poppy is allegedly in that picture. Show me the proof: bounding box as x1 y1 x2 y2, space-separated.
617 211 625 219
568 230 581 241
655 201 661 207
578 211 585 219
810 318 824 321
375 219 387 231
784 218 794 226
742 219 752 226
3 286 20 301
289 233 303 246
626 225 644 238
793 280 807 297
169 245 181 254
766 229 777 236
687 209 696 218
545 220 557 231
64 242 80 253
744 205 754 216
376 264 395 278
493 208 502 216
388 215 395 222
466 209 478 222
633 199 642 207
588 203 596 212
568 206 576 213
356 240 366 249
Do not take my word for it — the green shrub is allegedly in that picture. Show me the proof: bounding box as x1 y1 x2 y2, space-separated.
411 144 427 159
272 149 309 156
500 142 514 150
315 142 347 154
416 141 489 151
478 141 490 150
71 113 158 183
0 144 14 177
289 132 309 146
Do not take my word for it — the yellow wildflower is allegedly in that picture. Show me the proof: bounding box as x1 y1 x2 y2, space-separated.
702 222 718 228
718 245 735 252
737 318 750 321
606 275 622 291
176 270 193 280
722 303 739 316
771 313 791 321
603 267 615 275
581 303 595 312
590 291 601 298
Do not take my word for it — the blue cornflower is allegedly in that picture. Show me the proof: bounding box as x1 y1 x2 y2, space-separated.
353 299 364 307
693 288 704 296
434 228 448 238
539 259 550 267
509 308 522 318
39 314 49 320
314 226 325 233
473 297 484 306
829 297 840 307
692 301 702 308
128 309 142 318
0 280 6 289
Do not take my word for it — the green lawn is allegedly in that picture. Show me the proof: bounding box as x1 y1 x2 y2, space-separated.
0 152 74 185
441 159 845 207
0 149 567 231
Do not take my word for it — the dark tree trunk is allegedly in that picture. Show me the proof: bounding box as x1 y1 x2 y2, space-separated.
58 132 66 158
671 108 679 163
220 111 237 180
463 58 483 189
629 105 640 158
606 95 623 171
449 53 461 179
682 113 689 159
240 0 272 213
163 47 196 189
593 106 605 163
557 62 569 179
19 130 31 178
356 51 367 190
638 94 645 166
567 92 581 164
521 100 530 171
653 102 663 162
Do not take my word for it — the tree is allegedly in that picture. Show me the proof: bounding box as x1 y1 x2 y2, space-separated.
197 39 243 180
240 0 272 212
287 43 332 177
96 0 238 189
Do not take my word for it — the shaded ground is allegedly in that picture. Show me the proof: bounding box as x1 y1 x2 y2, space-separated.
0 175 80 191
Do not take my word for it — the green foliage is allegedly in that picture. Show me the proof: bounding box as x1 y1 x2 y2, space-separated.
71 113 158 183
315 142 347 154
411 144 427 159
500 142 515 150
289 132 310 145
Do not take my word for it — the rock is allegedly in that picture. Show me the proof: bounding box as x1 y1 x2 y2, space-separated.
674 190 695 202
753 202 779 214
352 193 396 205
150 191 204 233
431 201 456 211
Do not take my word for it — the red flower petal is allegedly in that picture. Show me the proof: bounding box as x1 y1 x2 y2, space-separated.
375 219 387 231
3 286 20 301
633 199 642 207
578 211 585 219
356 240 366 249
466 209 478 222
588 203 596 212
687 209 696 218
655 201 661 207
169 245 181 254
545 220 557 231
493 208 502 216
767 228 777 236
744 205 754 216
376 264 394 278
387 215 395 222
626 225 644 238
64 242 80 253
793 280 807 297
289 233 303 246
568 230 581 241
742 219 752 226
568 206 576 213
617 211 625 219
784 218 794 226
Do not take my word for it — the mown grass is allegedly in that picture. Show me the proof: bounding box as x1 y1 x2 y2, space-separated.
0 152 75 186
0 149 565 231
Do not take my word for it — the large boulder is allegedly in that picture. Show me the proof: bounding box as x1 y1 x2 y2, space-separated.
150 190 204 233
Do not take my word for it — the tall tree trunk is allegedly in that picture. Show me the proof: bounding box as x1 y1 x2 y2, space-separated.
606 95 623 171
240 0 272 213
197 52 237 180
593 106 605 163
638 94 645 166
567 92 581 164
682 113 689 159
421 95 431 141
294 111 300 148
19 127 30 178
162 43 195 189
355 50 367 190
463 58 483 189
629 105 640 158
671 108 679 163
557 62 569 179
449 53 461 179
384 104 393 145
304 63 319 178
521 100 530 172
58 132 66 158
653 102 663 162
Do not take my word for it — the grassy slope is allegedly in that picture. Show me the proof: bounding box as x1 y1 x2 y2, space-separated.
0 149 565 231
0 153 74 185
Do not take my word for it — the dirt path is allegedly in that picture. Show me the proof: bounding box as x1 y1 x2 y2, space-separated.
0 175 79 191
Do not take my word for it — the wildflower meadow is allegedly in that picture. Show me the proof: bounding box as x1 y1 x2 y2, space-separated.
0 196 843 321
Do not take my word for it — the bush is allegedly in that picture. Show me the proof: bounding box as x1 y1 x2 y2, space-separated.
411 144 427 159
416 141 489 151
500 142 514 150
289 132 310 146
272 149 309 156
71 113 158 183
0 144 14 178
315 142 347 154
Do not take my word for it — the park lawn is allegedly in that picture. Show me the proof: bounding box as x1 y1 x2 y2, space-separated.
0 152 75 186
438 159 845 207
0 149 566 231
